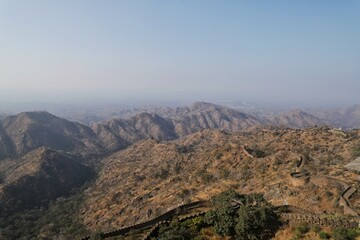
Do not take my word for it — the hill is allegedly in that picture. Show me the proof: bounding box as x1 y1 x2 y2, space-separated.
81 127 360 232
312 105 360 129
0 147 94 214
91 102 269 151
268 110 325 129
0 106 360 239
92 112 177 152
170 102 269 136
0 104 332 162
0 111 104 160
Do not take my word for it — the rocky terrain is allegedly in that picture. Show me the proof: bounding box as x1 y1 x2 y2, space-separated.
0 103 324 161
0 111 104 160
91 102 324 151
0 104 360 239
81 127 360 231
8 102 359 130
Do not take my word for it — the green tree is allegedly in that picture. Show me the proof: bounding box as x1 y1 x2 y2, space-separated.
205 190 280 239
332 227 359 240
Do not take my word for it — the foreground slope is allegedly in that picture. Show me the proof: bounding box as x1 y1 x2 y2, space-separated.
81 127 360 232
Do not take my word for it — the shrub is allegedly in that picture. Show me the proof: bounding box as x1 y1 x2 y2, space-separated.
293 222 310 239
205 190 280 239
346 228 360 240
240 163 252 181
319 231 330 239
155 167 169 179
246 146 267 158
219 168 230 179
176 144 194 154
198 169 214 183
173 161 182 174
215 152 223 160
332 227 359 240
351 144 360 158
312 224 321 233
177 189 191 200
157 217 206 240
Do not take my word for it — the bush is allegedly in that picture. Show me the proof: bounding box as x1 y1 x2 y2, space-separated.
215 152 223 160
312 224 321 233
219 168 230 179
157 217 206 240
240 163 252 181
332 227 359 240
155 167 169 179
346 228 360 239
293 223 310 239
177 189 191 200
246 146 267 158
319 231 330 239
205 190 280 239
198 169 214 183
351 144 360 158
176 144 194 154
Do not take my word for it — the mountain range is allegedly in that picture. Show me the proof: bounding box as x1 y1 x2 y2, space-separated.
0 102 326 161
0 101 360 239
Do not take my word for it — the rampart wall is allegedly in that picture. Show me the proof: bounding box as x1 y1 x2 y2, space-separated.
80 200 208 240
339 186 358 217
280 213 358 228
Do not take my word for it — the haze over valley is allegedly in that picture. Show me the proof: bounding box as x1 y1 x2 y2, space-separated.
1 1 360 240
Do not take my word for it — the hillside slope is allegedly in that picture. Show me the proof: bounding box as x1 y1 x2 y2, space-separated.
91 102 269 150
313 105 360 129
81 127 360 232
92 112 177 152
0 148 94 214
0 111 104 160
268 110 325 129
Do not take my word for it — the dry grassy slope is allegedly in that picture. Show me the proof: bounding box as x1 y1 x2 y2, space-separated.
92 112 177 152
0 124 16 160
0 147 94 213
90 103 267 152
0 111 104 159
82 127 360 232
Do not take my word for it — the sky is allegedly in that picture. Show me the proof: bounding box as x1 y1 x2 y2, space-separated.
0 1 359 107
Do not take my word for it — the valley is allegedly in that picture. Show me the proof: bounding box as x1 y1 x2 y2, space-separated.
1 102 360 239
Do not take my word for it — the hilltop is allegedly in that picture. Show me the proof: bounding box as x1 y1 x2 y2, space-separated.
268 110 325 129
0 111 104 160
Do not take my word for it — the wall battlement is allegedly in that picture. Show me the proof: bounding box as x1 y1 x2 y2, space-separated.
80 201 208 240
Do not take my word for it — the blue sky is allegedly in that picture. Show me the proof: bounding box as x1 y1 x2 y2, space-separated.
0 1 359 106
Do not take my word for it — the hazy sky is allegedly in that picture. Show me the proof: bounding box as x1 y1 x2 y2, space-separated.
0 1 359 106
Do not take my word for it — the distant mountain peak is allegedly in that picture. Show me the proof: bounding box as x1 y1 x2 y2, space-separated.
0 111 102 159
269 110 324 129
190 102 218 110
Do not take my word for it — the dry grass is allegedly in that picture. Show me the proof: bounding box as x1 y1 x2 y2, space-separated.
80 127 360 232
